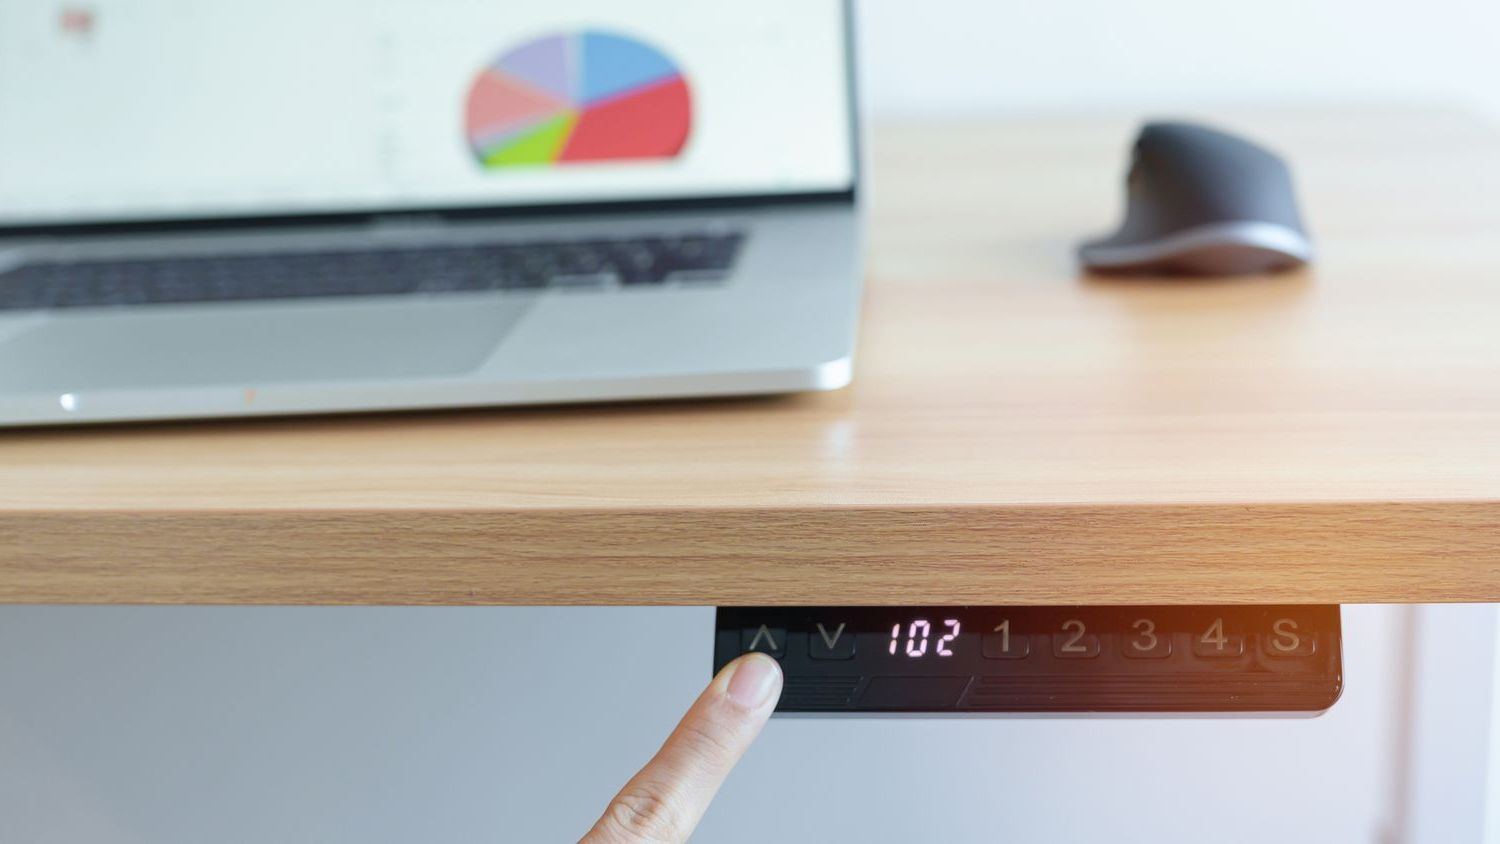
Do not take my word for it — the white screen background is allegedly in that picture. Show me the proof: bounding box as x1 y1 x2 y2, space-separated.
0 0 853 225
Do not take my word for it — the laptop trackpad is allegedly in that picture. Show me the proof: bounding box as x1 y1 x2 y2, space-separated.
0 296 529 392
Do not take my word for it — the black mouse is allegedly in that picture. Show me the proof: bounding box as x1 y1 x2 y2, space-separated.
1079 121 1313 276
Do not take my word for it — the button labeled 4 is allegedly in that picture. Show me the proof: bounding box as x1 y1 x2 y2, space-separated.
1193 617 1245 658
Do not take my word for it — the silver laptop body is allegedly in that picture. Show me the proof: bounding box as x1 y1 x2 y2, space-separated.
0 1 862 425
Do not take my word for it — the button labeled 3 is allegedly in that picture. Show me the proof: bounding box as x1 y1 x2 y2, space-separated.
1123 617 1172 659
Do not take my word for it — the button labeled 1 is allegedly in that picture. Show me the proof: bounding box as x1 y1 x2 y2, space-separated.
983 619 1029 659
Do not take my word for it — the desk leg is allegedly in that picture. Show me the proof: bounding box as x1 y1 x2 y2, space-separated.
1396 604 1498 844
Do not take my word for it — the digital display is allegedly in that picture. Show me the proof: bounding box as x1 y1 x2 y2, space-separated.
714 606 1343 714
887 618 961 657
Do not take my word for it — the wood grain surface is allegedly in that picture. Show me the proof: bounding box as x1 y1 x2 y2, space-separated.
4 109 1499 604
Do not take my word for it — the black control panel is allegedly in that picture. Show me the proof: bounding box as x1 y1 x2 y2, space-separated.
714 606 1342 714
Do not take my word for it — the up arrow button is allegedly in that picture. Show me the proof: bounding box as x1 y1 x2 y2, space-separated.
741 624 786 658
810 621 856 660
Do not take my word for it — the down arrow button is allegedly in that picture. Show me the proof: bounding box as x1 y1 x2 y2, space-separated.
810 621 856 660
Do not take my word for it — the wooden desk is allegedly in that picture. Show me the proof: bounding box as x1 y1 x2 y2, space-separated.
4 110 1499 605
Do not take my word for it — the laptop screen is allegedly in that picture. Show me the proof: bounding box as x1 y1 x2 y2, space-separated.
0 1 854 229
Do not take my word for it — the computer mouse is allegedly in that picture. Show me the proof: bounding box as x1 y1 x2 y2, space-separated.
1079 121 1313 276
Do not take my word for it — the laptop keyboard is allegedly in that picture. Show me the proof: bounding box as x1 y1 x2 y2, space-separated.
0 231 745 311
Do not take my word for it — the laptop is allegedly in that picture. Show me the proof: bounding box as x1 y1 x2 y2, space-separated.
0 0 862 425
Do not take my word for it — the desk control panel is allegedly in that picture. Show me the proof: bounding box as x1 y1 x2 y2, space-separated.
714 606 1342 715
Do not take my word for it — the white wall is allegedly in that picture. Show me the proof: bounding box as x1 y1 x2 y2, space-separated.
859 0 1500 119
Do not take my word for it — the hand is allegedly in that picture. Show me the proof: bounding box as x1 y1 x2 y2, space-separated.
581 652 784 843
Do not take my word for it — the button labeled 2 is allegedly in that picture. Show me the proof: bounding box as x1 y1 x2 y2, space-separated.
1053 619 1101 658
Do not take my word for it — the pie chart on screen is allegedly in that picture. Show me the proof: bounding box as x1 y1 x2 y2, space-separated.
464 30 692 168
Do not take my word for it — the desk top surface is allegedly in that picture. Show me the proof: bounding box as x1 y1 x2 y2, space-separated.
5 109 1500 605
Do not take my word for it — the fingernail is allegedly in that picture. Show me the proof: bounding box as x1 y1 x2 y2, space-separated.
726 653 782 709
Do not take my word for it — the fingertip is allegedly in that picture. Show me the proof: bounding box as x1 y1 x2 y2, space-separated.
723 652 783 710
